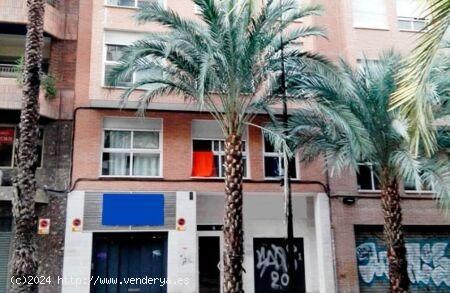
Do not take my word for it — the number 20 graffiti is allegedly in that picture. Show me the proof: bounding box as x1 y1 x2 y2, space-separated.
253 238 306 292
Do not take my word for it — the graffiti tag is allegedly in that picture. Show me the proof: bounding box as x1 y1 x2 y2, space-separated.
253 238 305 292
356 241 450 288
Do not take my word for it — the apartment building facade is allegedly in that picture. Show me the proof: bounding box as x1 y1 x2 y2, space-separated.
0 0 78 292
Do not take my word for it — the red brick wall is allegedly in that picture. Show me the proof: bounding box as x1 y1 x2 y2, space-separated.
71 109 327 193
331 196 450 292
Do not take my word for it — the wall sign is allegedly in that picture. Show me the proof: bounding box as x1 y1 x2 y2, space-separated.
253 238 305 292
72 218 82 232
102 194 164 226
37 218 50 235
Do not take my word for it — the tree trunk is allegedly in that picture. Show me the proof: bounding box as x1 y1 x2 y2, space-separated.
223 133 245 293
10 0 45 292
380 168 409 293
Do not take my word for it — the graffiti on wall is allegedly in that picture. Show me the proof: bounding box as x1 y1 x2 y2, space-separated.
356 240 450 289
253 238 305 292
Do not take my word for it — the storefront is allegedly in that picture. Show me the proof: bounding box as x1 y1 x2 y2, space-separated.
62 191 335 293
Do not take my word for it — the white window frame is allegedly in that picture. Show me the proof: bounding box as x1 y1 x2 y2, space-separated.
191 138 249 179
100 128 163 178
105 0 166 9
262 133 300 180
356 162 379 191
0 125 44 169
397 16 427 32
403 174 434 193
103 43 136 88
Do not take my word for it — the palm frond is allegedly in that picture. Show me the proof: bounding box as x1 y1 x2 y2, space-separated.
389 0 450 156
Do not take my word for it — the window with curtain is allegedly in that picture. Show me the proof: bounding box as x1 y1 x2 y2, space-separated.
396 0 428 31
263 135 297 179
191 139 248 178
352 0 388 29
102 130 161 177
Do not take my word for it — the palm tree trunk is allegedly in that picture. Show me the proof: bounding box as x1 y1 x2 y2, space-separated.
380 168 409 293
223 133 245 293
11 0 45 291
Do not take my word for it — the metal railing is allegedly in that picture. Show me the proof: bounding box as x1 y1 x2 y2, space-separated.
0 64 16 78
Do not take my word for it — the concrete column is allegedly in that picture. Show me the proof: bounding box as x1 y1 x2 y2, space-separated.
167 191 197 293
314 193 337 293
61 191 93 293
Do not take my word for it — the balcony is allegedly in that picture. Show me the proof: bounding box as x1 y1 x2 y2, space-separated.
0 0 77 40
0 72 61 119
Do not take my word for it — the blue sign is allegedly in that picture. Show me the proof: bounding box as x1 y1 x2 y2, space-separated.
102 194 164 226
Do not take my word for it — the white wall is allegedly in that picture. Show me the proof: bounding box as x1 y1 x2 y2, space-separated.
167 191 197 293
197 193 323 293
61 191 93 293
62 191 197 293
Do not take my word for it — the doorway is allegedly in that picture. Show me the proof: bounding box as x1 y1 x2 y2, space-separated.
198 233 222 293
91 232 167 293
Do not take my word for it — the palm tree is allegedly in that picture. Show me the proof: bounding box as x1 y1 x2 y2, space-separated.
390 0 449 156
11 0 46 291
107 0 326 291
280 53 449 292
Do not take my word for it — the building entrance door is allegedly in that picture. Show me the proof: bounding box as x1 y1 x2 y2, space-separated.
91 232 167 293
198 233 222 293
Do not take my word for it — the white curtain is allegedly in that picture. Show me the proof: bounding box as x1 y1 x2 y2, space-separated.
133 154 160 176
108 153 129 175
106 131 130 175
104 131 160 176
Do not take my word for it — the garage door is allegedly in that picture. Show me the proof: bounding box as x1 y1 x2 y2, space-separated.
355 225 450 292
91 232 167 293
0 218 12 293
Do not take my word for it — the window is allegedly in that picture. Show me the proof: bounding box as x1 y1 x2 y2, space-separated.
263 135 297 179
104 44 132 87
352 0 388 29
356 163 380 190
396 0 428 31
0 126 44 168
0 127 15 167
101 117 162 177
104 42 162 88
191 120 248 178
404 173 432 192
101 130 161 177
105 0 164 9
192 139 248 178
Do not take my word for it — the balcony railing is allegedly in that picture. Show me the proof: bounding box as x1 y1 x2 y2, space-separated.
0 64 16 79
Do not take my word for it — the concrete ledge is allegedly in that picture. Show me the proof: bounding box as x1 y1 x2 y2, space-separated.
0 186 49 204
